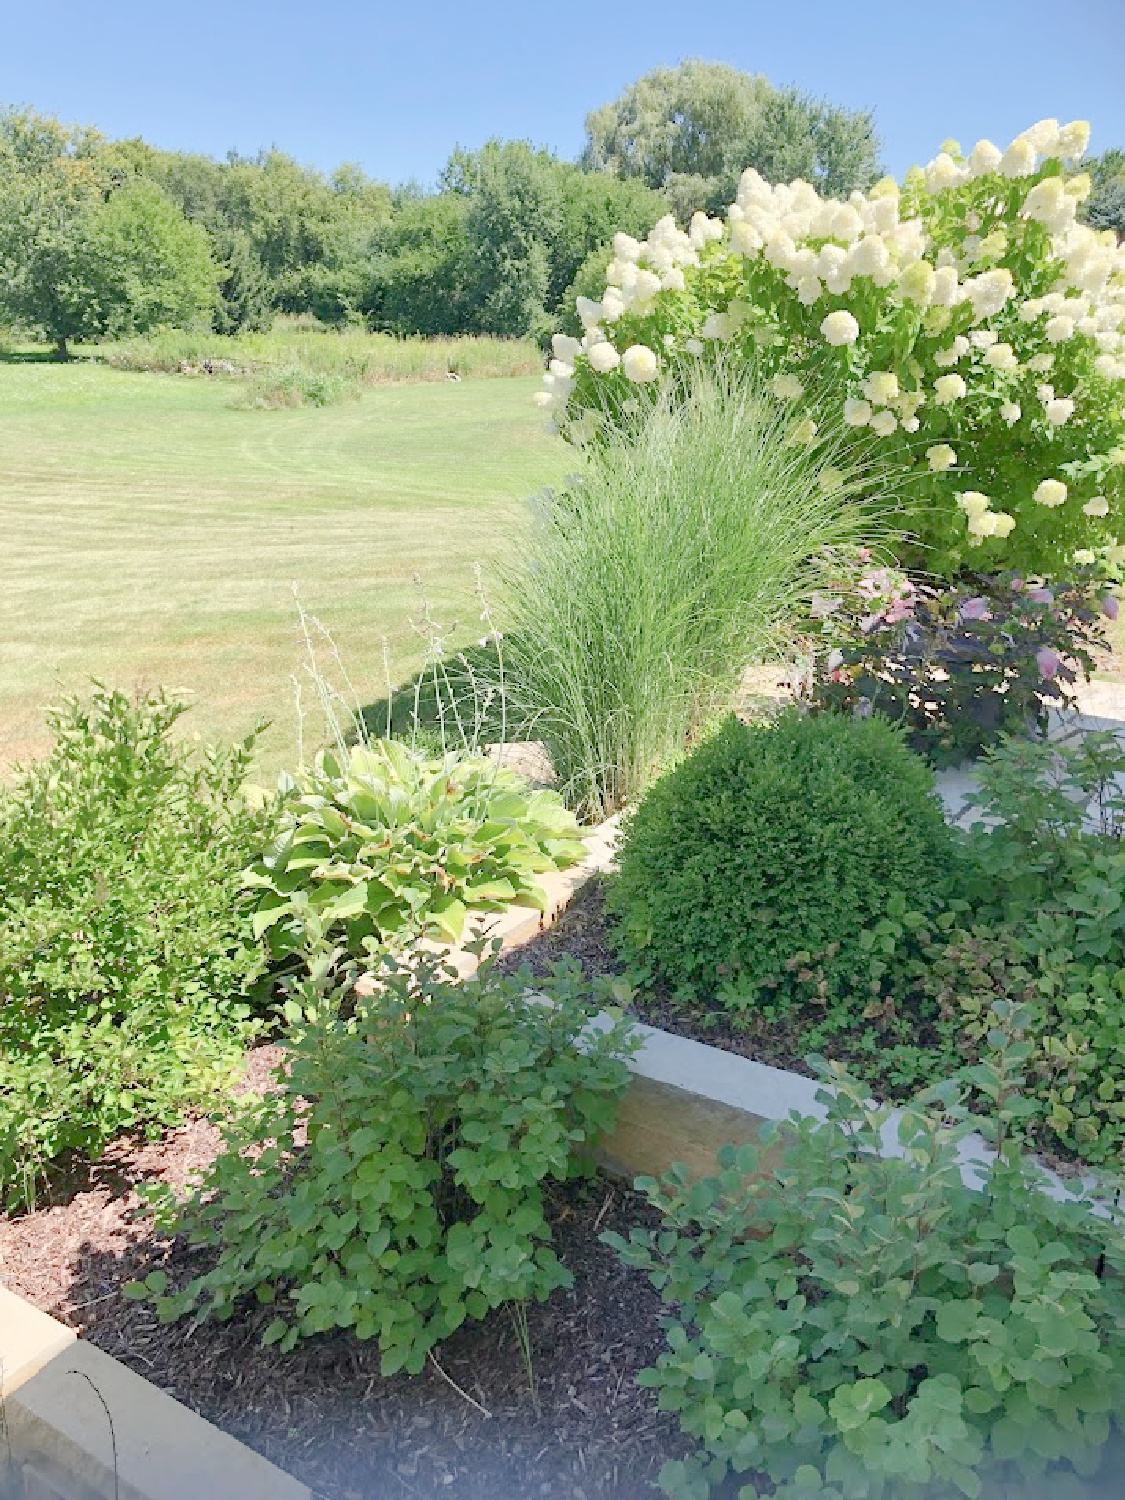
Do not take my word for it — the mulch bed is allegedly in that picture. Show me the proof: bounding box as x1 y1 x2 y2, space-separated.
498 877 824 1080
0 1042 687 1500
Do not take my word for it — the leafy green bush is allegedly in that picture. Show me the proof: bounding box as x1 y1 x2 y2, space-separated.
247 739 587 967
799 553 1112 765
949 731 1125 1163
141 946 636 1372
609 710 957 1009
906 920 1125 1164
0 688 275 1207
234 363 359 408
607 1046 1125 1500
500 364 881 819
693 728 1125 1167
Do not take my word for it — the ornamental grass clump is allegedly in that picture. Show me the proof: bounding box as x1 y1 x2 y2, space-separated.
499 365 882 820
608 710 957 1011
546 117 1125 579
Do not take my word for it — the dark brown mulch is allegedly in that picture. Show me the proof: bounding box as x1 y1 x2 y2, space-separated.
0 1047 686 1500
497 877 826 1080
495 876 629 991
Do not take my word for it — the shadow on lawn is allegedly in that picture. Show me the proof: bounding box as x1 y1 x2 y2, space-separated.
356 638 510 753
0 349 70 363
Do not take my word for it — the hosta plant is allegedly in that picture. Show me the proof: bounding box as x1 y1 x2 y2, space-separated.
247 739 587 966
139 944 637 1373
544 118 1125 579
607 1045 1125 1500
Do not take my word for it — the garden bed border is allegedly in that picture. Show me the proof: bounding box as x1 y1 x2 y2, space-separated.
0 1288 310 1500
4 777 1113 1500
431 811 1106 1210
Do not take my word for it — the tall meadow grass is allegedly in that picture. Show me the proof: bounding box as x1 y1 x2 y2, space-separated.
90 320 544 390
494 365 893 820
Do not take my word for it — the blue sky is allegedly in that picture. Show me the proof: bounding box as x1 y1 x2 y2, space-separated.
3 0 1123 185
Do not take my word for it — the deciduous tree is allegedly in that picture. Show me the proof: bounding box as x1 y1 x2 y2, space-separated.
582 61 882 217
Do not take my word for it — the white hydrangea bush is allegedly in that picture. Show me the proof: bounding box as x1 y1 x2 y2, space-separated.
540 119 1125 579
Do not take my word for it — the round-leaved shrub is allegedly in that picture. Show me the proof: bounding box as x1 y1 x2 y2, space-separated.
608 710 957 1009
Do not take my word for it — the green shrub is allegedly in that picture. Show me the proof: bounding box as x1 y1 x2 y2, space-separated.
141 946 636 1372
607 1044 1125 1500
609 709 957 1011
497 364 882 819
906 920 1125 1165
0 687 275 1207
682 728 1125 1168
949 731 1125 1163
234 362 359 408
247 739 587 968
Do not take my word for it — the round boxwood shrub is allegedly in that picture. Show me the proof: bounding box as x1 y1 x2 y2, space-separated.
608 710 957 1009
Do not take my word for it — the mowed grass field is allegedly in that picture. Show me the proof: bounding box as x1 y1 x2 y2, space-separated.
0 361 573 777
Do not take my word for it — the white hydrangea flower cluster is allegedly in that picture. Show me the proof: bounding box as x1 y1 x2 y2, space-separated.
548 117 1125 578
956 489 1017 542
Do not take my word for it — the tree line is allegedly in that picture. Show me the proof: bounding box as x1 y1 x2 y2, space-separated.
1 60 1119 356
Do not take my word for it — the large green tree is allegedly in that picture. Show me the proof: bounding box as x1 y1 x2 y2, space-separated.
362 190 477 336
143 143 392 326
0 108 108 354
581 61 882 216
582 61 770 187
0 111 218 352
219 150 391 294
438 139 667 338
211 227 272 335
80 178 218 339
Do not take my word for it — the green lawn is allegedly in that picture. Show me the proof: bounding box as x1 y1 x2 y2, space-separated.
0 361 572 777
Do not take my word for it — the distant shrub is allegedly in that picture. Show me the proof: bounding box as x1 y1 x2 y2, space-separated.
234 363 359 408
608 710 957 1009
94 324 544 382
0 688 275 1207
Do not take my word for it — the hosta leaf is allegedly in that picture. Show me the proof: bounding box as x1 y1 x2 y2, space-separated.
464 878 517 902
427 897 467 942
322 884 371 921
252 903 294 938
